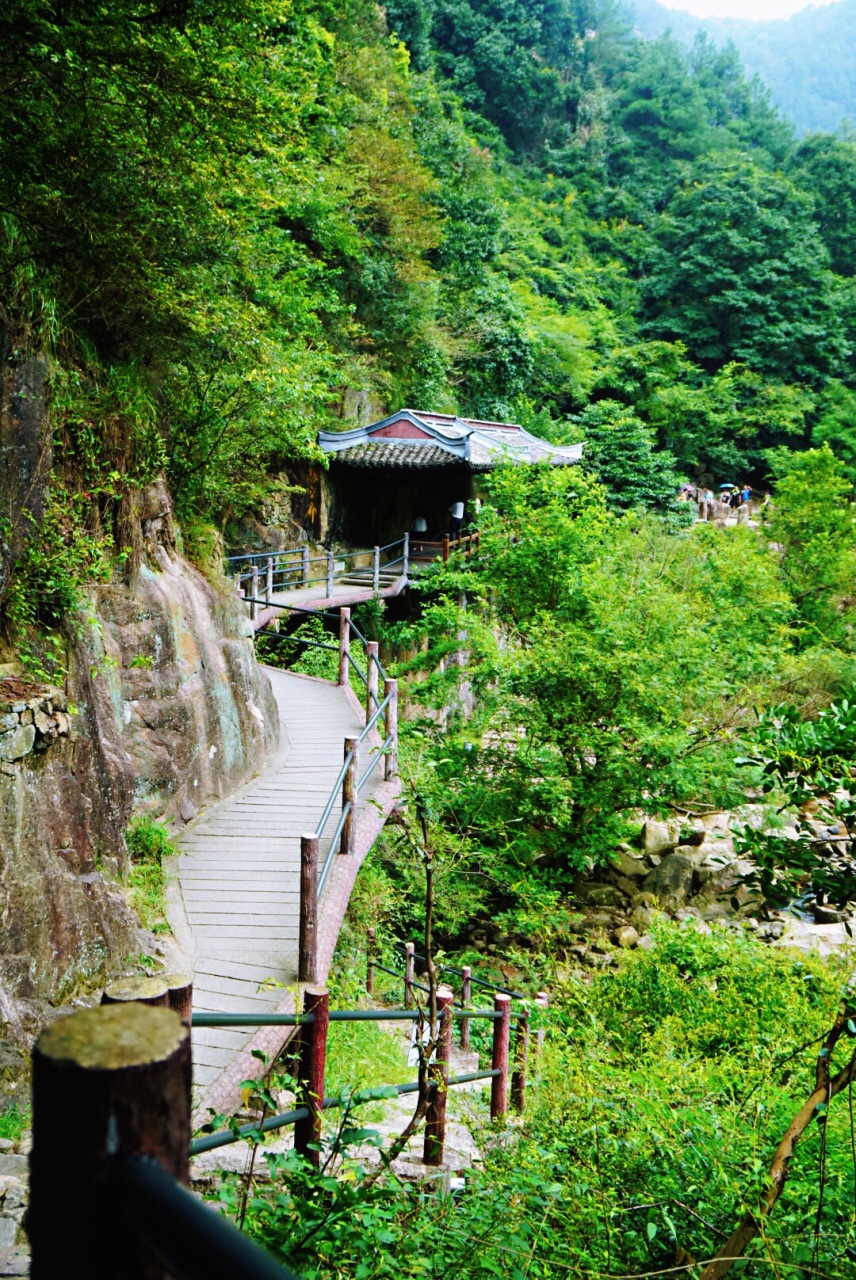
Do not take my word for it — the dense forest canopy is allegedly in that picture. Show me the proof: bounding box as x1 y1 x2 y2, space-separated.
630 0 856 136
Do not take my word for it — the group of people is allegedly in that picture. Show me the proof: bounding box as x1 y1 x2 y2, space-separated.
678 482 755 518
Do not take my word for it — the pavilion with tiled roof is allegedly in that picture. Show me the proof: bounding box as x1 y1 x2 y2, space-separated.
316 408 582 546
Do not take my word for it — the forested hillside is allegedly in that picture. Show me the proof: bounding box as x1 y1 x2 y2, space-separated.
630 0 856 135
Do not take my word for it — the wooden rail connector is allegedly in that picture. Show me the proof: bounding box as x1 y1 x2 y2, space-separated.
366 640 379 720
29 1003 191 1280
366 927 376 995
340 736 358 855
338 607 351 686
460 965 472 1050
383 677 398 780
404 941 415 1009
294 988 329 1168
511 1009 529 1114
299 834 319 982
424 986 454 1167
491 993 512 1120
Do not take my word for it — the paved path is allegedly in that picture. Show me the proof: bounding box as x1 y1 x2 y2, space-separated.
174 667 382 1096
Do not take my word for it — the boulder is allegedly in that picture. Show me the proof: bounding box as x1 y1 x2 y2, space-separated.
615 926 639 949
641 819 677 857
642 853 695 905
610 846 648 879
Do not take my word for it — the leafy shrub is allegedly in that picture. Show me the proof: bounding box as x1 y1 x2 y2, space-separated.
125 815 176 935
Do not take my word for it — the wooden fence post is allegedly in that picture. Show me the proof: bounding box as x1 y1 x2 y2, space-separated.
534 991 549 1072
326 549 335 598
423 986 454 1166
366 641 379 721
299 834 319 981
340 736 358 855
301 544 309 586
460 965 472 1050
101 975 169 1008
443 534 450 563
294 988 329 1169
250 563 259 621
383 677 398 780
163 973 193 1027
403 531 410 581
29 1003 191 1280
490 993 512 1120
511 1010 530 1114
338 607 351 686
372 545 380 593
404 941 415 1009
366 928 376 995
265 556 273 602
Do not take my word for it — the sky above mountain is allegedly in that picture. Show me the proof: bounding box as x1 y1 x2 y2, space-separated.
658 0 834 19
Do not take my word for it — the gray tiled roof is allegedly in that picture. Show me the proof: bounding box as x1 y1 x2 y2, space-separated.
330 441 461 469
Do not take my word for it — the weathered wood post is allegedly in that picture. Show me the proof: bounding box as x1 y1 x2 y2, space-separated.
443 534 450 563
299 834 319 982
372 545 380 593
460 965 472 1050
423 986 454 1166
403 531 410 581
265 556 273 602
534 991 549 1074
29 1003 191 1280
338 607 351 686
162 973 194 1026
340 736 359 855
326 549 335 598
366 640 379 721
366 927 376 995
511 1009 530 1114
294 988 329 1169
250 563 259 621
404 941 415 1009
233 572 243 598
101 975 169 1008
383 677 398 780
301 544 310 586
490 993 512 1120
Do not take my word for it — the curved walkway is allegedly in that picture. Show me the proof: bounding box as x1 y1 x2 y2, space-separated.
168 666 399 1105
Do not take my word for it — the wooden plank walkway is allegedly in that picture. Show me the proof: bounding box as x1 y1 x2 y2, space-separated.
174 667 383 1095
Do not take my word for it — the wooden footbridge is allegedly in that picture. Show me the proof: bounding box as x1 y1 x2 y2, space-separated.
168 606 402 1113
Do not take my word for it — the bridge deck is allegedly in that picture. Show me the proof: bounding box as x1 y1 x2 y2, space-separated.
173 667 388 1097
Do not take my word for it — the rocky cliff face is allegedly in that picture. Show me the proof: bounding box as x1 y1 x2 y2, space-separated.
0 480 279 1064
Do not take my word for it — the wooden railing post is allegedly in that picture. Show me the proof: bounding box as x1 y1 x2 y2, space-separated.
366 641 379 721
403 531 410 581
338 607 351 686
366 927 376 995
299 834 319 981
490 993 512 1120
460 965 472 1050
443 534 450 563
302 544 310 585
29 1003 191 1280
233 572 242 597
265 556 273 602
340 736 358 855
423 986 454 1166
250 563 259 621
404 941 415 1009
326 549 335 598
383 677 398 780
534 991 549 1074
294 988 329 1168
372 545 380 593
511 1010 530 1114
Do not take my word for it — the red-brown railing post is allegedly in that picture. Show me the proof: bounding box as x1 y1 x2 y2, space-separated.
443 535 450 563
299 834 318 981
490 993 512 1120
338 607 351 686
340 736 358 855
404 941 415 1009
294 988 329 1168
383 677 398 780
460 965 472 1050
366 641 379 721
423 986 454 1166
366 927 376 995
372 545 380 593
29 1004 191 1280
511 1010 530 1114
403 531 410 580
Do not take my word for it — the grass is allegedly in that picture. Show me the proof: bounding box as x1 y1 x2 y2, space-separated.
0 1104 29 1145
323 965 412 1121
125 815 176 935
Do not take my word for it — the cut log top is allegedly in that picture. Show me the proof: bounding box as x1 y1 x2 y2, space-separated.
37 1004 187 1070
102 974 174 1005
